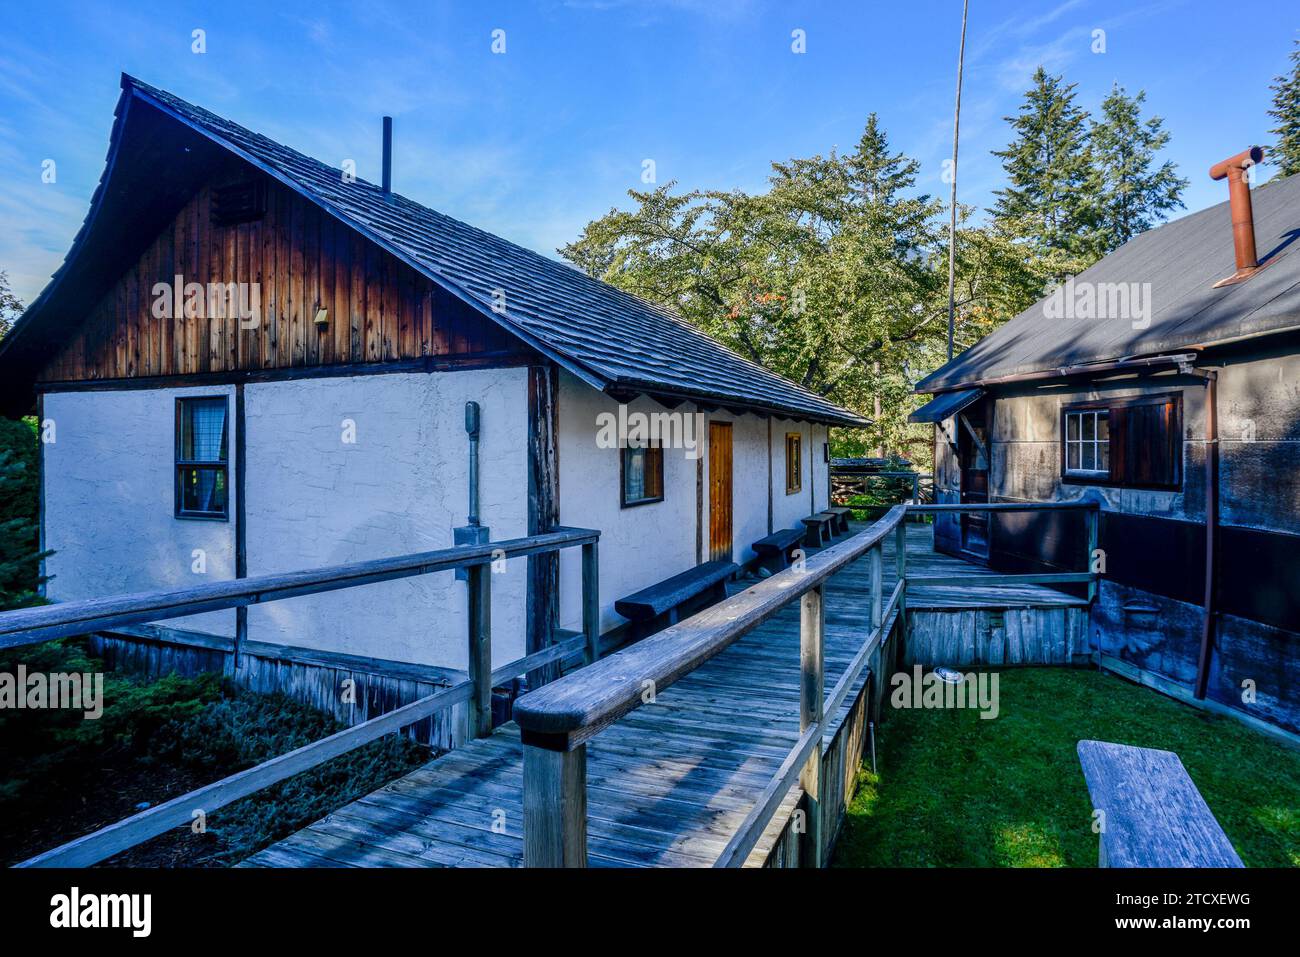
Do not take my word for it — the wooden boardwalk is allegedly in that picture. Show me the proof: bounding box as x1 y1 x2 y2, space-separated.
243 523 1076 868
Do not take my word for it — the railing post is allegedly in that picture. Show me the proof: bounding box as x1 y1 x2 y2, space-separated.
523 743 587 867
799 584 825 867
869 543 883 632
466 562 492 738
895 517 907 643
582 541 600 666
1086 505 1100 603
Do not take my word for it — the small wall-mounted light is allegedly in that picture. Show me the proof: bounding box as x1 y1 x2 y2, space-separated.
313 308 329 328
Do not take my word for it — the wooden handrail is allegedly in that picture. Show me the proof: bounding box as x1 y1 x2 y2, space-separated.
18 680 474 868
908 501 1097 512
9 525 601 868
515 499 1100 867
0 526 599 649
513 506 910 748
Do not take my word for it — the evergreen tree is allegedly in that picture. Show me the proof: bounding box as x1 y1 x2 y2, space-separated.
562 114 1044 463
0 418 45 610
1268 37 1300 177
990 68 1102 273
1090 85 1187 252
0 270 22 340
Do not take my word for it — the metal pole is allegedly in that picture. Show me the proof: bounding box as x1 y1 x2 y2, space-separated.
946 0 970 362
466 401 480 526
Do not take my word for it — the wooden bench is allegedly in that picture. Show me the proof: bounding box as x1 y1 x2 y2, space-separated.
751 527 806 573
615 560 739 637
800 512 838 548
1077 740 1243 868
826 506 853 535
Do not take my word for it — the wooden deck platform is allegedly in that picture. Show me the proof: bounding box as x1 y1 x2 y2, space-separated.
893 524 1084 609
242 523 1079 868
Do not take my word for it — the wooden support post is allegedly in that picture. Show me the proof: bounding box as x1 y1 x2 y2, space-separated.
526 364 561 689
466 563 492 738
582 541 600 666
895 519 907 647
1086 506 1100 603
523 743 587 867
233 384 248 675
869 544 883 632
799 584 825 867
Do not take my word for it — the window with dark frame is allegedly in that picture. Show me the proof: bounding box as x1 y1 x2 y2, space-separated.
1061 394 1182 490
1065 408 1110 476
621 441 664 507
785 433 802 494
176 397 230 519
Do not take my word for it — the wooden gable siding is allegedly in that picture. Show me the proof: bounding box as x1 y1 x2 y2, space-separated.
37 172 524 384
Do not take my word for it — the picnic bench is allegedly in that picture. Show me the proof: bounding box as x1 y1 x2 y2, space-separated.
1077 739 1244 868
751 527 806 573
614 559 739 638
801 511 840 548
827 506 853 535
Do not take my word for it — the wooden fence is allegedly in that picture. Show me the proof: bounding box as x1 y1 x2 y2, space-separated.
0 527 600 868
511 500 1099 867
2 501 1099 869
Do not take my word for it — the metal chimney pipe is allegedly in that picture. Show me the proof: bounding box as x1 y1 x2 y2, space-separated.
381 116 393 195
466 401 481 527
1208 146 1264 286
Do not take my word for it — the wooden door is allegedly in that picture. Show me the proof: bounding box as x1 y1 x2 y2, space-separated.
708 421 733 562
957 401 990 561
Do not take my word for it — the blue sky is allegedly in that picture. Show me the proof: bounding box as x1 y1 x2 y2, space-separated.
0 0 1294 305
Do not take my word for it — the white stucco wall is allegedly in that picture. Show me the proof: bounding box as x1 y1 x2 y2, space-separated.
556 375 700 633
770 418 829 532
44 367 838 661
244 369 529 669
43 386 239 637
556 372 836 633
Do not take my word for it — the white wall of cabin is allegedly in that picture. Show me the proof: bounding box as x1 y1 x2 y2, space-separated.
242 369 529 669
555 371 831 634
555 377 700 634
43 367 836 665
43 385 239 637
43 368 530 669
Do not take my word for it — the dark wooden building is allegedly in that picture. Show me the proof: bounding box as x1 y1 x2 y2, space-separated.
912 156 1299 735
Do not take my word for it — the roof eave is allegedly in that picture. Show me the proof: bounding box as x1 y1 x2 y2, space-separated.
607 377 868 428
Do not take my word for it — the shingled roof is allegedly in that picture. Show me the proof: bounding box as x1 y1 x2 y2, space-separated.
916 171 1300 393
0 75 865 427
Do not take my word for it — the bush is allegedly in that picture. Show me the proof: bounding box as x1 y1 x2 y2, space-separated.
0 638 428 866
0 638 222 807
0 416 45 609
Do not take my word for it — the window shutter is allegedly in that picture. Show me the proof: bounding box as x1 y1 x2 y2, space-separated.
1109 397 1180 488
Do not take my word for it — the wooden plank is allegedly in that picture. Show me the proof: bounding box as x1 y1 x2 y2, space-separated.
514 507 908 746
1077 740 1243 867
466 564 492 737
907 572 1094 587
0 527 599 648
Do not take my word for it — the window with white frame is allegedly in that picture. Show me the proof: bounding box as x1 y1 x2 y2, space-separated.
1064 408 1109 476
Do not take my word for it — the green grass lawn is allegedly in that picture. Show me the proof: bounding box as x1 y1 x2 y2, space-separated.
833 667 1300 868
